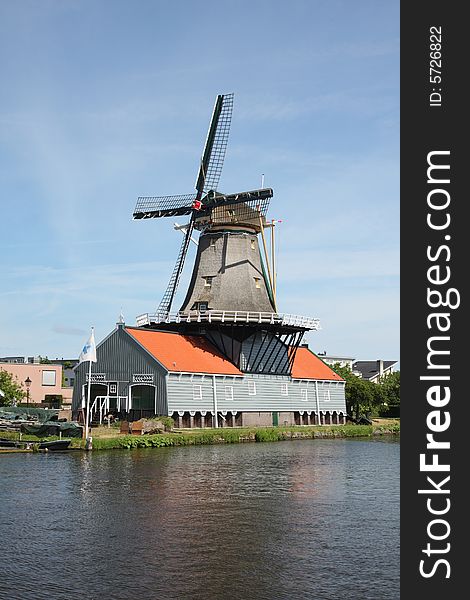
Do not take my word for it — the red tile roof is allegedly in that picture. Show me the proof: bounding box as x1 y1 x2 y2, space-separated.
291 348 344 381
126 329 342 381
126 328 242 375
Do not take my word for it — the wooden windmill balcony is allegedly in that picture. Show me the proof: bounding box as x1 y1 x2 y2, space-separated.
135 310 320 331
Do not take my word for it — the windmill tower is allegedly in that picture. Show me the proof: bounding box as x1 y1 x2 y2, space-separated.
133 94 319 374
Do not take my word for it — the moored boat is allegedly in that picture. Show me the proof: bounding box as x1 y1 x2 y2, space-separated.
38 439 72 451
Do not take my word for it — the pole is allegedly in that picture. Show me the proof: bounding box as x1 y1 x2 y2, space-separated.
84 358 92 441
212 375 218 428
315 381 321 425
271 219 276 302
258 212 276 311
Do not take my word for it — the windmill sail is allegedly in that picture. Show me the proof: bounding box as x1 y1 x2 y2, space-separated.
156 216 196 317
195 93 234 195
151 94 234 316
133 193 197 219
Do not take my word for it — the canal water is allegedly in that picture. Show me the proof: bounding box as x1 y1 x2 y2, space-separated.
0 438 399 600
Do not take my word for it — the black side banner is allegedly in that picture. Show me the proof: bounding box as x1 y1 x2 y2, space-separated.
401 2 466 597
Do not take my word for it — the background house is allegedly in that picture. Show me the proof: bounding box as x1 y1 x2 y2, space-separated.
0 362 73 409
353 360 397 383
316 352 357 371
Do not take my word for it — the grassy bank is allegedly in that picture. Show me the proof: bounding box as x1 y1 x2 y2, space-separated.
1 421 399 451
84 420 400 450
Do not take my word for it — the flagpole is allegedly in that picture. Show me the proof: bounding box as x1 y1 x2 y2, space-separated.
85 356 92 441
83 326 95 446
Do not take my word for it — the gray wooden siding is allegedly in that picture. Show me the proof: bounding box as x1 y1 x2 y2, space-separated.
72 325 168 414
167 374 225 413
167 372 346 414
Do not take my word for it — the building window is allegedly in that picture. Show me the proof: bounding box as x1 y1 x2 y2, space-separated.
251 240 255 250
210 237 216 246
225 386 233 401
301 388 308 401
42 370 56 386
193 385 202 400
324 389 331 402
281 383 288 396
248 381 256 396
254 277 261 289
204 276 213 287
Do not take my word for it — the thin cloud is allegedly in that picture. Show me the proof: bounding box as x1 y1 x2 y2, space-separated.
52 325 88 336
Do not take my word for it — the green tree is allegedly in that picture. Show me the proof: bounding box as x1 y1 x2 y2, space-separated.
378 371 400 417
330 363 377 419
0 368 26 406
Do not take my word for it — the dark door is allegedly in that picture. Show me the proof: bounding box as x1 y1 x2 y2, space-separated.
130 385 155 420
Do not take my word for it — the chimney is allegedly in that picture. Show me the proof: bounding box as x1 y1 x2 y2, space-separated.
377 360 384 377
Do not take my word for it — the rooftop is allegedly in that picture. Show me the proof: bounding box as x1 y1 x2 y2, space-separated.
126 328 242 375
126 327 342 380
353 360 397 379
292 349 344 381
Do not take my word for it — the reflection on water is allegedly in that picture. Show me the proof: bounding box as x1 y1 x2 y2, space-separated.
0 439 399 600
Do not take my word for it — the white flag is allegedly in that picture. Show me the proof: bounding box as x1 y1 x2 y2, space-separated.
79 329 97 364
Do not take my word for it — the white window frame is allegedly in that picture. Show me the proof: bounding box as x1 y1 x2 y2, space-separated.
281 382 288 396
248 381 256 396
254 277 261 289
204 276 213 287
42 370 56 386
225 386 233 401
301 388 308 401
324 389 331 402
193 384 203 400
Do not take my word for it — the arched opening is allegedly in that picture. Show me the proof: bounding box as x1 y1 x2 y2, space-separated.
324 412 331 425
130 385 155 421
194 412 202 428
204 411 214 427
172 411 184 428
181 412 191 428
294 411 301 426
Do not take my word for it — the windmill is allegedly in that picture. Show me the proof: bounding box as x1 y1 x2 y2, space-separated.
133 94 320 375
133 94 273 319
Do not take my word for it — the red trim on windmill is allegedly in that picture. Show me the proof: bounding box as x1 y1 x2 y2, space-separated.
192 199 202 210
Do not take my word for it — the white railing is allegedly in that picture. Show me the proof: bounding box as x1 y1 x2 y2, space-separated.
136 310 320 330
89 396 128 424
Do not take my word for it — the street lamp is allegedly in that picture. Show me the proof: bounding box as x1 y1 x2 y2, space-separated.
24 377 32 409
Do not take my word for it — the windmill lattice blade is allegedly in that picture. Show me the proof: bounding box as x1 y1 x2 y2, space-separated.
156 215 196 317
204 93 233 192
133 193 197 219
195 93 234 195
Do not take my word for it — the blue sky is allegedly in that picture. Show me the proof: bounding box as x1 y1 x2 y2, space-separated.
0 0 399 363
